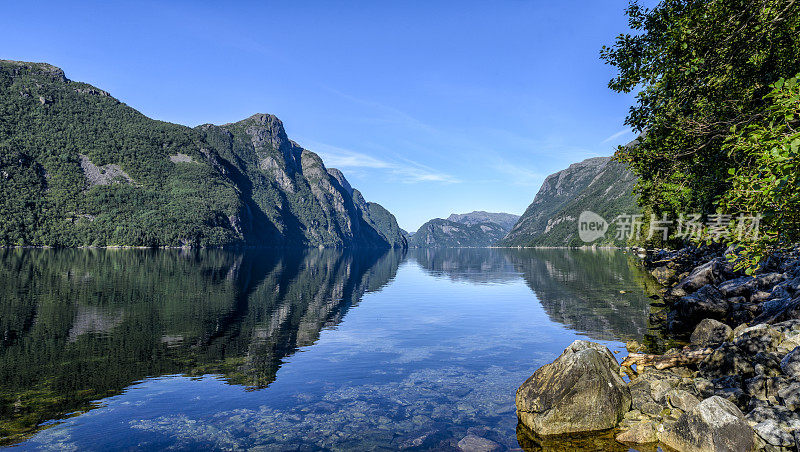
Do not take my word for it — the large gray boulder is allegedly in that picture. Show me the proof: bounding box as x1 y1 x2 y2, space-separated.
734 324 783 355
718 276 759 298
515 340 630 436
752 419 795 448
754 296 800 324
670 258 734 298
699 343 755 378
658 396 755 452
691 318 733 347
674 284 728 324
669 261 718 297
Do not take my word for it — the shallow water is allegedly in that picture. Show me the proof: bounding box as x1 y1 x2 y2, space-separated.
0 248 658 450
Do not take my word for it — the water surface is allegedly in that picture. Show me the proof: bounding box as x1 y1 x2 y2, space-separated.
0 248 657 450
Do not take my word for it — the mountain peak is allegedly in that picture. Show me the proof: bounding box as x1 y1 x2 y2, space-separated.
0 60 407 249
0 60 67 82
326 168 353 196
243 113 284 126
409 218 508 248
227 113 287 136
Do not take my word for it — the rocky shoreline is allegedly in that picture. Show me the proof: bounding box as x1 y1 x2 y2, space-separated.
516 246 800 451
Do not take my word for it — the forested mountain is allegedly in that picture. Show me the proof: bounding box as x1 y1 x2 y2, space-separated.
408 218 508 248
0 60 405 248
446 211 520 230
498 154 639 247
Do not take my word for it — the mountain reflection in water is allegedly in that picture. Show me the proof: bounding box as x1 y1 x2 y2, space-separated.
0 248 402 444
410 248 655 341
1 247 656 450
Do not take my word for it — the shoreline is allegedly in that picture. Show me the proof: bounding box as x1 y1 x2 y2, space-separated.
516 245 800 450
0 244 406 251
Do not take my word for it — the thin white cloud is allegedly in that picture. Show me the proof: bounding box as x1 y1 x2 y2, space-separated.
601 128 632 144
308 142 391 169
305 141 459 184
492 160 544 187
479 128 606 161
323 88 438 134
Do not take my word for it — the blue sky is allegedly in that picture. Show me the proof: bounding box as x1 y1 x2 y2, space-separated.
2 1 644 231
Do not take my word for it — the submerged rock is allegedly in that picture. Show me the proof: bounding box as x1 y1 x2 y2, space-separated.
651 265 677 285
658 396 755 452
456 434 501 452
615 420 658 444
516 422 630 452
515 340 630 436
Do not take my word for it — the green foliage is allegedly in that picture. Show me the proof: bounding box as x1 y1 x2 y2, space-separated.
602 0 800 216
721 74 800 271
0 61 242 247
602 0 800 262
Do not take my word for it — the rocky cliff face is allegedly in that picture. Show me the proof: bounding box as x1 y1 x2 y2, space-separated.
349 188 408 249
201 113 405 248
0 60 404 248
408 218 508 248
499 154 639 247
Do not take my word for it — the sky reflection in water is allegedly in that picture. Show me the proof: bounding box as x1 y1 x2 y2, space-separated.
0 248 655 451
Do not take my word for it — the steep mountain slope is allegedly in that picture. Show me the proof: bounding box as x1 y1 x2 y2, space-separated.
528 159 639 246
0 60 403 248
323 167 405 248
498 155 639 247
446 211 520 230
500 157 611 246
408 218 507 248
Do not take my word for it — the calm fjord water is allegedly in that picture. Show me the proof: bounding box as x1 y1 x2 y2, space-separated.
0 248 655 451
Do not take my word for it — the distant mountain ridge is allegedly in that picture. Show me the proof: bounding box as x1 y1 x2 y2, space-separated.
0 60 406 248
408 211 518 248
499 153 639 247
446 211 520 230
408 218 508 248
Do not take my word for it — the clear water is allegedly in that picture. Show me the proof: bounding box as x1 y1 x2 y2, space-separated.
0 248 658 451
